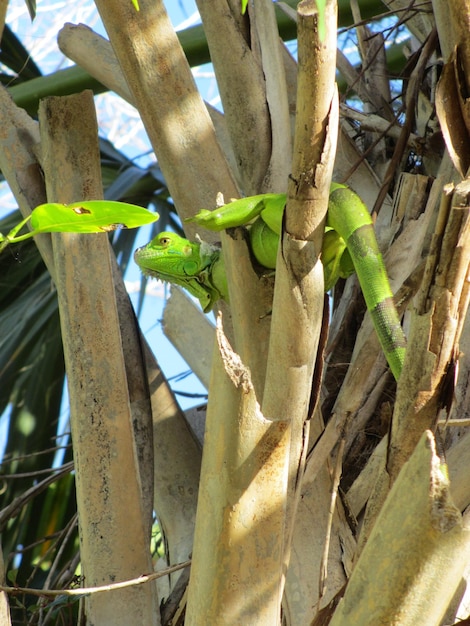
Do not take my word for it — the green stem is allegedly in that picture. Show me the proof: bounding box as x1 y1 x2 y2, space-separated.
0 214 36 253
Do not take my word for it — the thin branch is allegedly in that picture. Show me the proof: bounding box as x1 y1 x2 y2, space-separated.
0 560 191 598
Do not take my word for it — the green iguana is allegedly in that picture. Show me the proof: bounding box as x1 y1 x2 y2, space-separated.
134 183 406 380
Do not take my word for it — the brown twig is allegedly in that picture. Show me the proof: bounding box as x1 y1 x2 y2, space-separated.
0 560 191 598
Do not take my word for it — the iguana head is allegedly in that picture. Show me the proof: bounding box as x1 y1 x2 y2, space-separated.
134 231 227 312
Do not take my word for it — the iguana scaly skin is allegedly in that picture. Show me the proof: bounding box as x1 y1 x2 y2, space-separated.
134 232 227 313
134 184 406 380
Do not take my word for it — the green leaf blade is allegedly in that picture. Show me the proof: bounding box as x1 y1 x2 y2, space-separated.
30 200 159 234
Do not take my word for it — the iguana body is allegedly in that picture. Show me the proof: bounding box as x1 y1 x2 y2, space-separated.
134 184 406 380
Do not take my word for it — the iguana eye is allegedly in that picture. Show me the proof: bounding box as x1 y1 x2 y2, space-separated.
159 237 171 246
